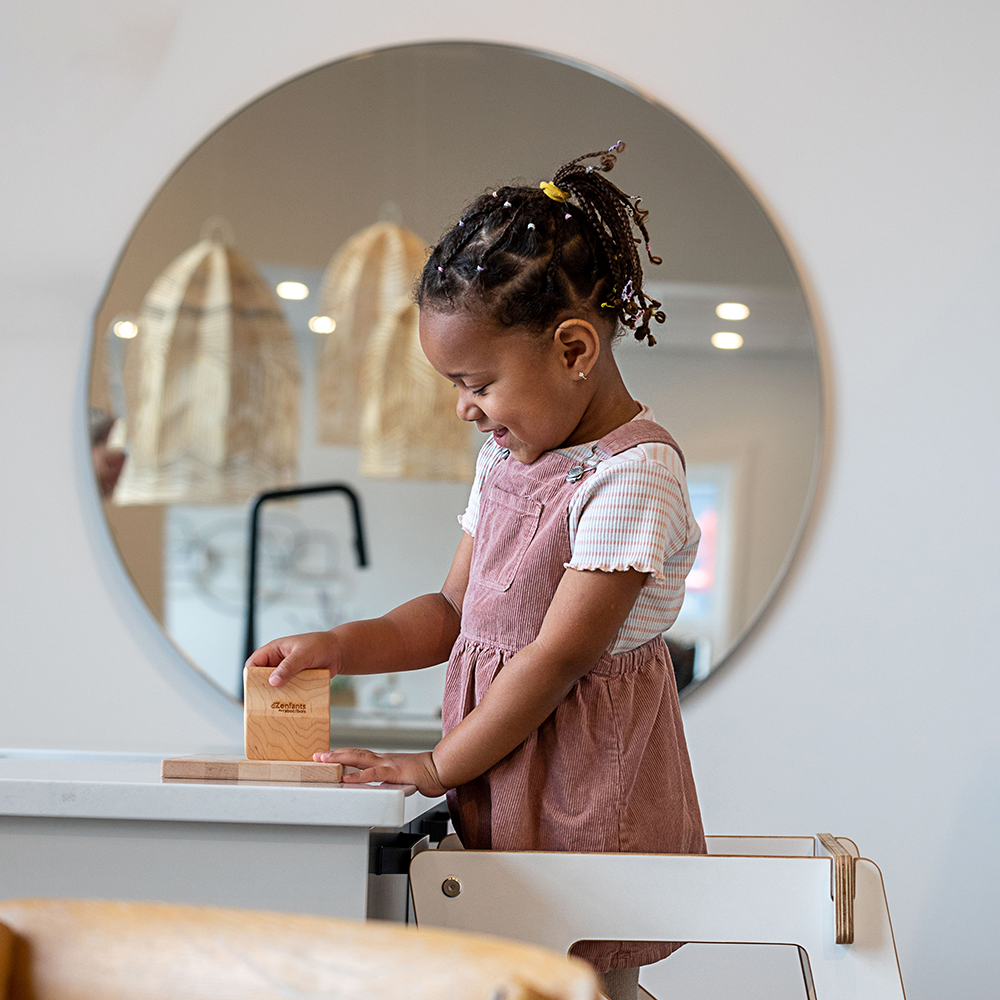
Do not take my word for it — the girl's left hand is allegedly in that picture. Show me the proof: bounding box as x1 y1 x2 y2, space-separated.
315 748 447 798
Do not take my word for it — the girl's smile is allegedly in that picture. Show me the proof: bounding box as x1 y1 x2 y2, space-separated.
419 308 591 465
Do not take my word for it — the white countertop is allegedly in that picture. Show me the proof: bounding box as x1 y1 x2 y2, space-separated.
0 749 442 829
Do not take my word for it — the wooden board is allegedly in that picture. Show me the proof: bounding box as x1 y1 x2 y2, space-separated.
244 666 330 761
161 754 343 783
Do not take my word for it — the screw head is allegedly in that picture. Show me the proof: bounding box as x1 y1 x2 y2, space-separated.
441 876 462 898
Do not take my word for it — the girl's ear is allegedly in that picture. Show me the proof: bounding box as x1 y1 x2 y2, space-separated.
552 318 601 376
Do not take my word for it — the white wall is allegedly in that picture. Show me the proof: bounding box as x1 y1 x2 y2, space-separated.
2 2 998 997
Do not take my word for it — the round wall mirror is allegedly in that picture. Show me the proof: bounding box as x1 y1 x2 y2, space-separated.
89 41 822 741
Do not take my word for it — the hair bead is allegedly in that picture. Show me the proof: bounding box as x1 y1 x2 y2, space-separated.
526 222 535 230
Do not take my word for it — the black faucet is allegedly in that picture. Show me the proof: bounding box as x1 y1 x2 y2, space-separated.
242 483 368 697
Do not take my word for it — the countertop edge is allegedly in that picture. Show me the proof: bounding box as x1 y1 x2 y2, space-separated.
0 776 437 829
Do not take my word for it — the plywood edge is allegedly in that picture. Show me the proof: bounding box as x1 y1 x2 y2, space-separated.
817 833 855 944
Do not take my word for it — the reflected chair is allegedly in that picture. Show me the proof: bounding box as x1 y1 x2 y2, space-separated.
409 834 906 1000
0 898 598 1000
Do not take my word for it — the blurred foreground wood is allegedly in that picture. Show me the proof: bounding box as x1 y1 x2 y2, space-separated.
0 899 598 1000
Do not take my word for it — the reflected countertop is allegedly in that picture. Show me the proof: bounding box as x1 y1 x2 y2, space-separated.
330 710 442 751
0 748 441 829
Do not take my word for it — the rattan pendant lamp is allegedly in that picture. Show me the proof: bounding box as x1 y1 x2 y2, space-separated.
359 295 475 480
315 221 473 481
113 224 301 505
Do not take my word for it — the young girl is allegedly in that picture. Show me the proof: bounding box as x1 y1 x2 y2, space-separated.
249 143 706 1000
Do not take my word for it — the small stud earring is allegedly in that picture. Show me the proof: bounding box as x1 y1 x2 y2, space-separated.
577 371 587 380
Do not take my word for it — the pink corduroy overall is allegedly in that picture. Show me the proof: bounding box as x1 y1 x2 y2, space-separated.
443 419 706 972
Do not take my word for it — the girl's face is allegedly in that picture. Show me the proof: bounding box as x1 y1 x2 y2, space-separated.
419 308 587 465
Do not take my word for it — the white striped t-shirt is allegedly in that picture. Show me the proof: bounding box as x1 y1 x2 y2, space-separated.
459 406 700 654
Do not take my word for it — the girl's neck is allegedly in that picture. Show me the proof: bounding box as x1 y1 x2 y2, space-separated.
560 360 642 449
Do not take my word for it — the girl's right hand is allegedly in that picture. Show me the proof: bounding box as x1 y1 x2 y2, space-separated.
244 631 341 687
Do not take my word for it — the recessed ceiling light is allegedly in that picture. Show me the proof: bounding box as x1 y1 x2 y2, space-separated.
276 281 309 300
711 331 744 350
112 319 139 339
716 302 749 321
309 315 336 334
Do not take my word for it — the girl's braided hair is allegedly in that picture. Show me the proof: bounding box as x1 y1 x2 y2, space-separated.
417 142 666 345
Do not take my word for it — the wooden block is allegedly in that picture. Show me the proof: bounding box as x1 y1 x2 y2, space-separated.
161 754 343 783
244 666 330 761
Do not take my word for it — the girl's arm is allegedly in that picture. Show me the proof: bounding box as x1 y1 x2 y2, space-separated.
322 566 647 796
248 533 472 686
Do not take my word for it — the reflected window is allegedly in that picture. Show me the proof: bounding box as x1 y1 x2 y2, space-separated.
672 463 736 682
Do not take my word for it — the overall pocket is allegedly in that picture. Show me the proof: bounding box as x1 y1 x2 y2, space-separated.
472 485 543 592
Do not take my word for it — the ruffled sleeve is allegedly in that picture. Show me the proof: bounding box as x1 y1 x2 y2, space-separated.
565 444 695 585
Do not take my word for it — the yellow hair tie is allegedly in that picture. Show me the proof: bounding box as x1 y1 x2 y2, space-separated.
540 181 571 202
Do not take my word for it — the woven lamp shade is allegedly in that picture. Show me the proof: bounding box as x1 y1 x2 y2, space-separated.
316 222 426 445
359 296 474 481
113 238 301 505
316 221 472 481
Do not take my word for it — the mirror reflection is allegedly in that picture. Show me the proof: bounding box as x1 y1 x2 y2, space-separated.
89 42 822 738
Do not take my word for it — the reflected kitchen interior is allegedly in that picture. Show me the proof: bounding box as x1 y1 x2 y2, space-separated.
88 42 822 745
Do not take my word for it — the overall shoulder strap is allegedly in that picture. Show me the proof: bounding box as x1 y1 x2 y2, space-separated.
594 419 686 471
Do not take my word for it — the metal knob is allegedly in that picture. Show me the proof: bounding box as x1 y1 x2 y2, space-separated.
441 876 462 898
566 465 584 482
